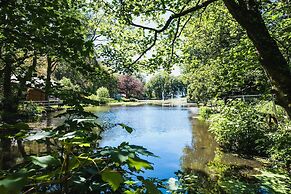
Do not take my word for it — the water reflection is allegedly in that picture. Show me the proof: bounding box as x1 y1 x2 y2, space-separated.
1 105 262 178
99 105 262 179
99 106 194 179
181 118 218 173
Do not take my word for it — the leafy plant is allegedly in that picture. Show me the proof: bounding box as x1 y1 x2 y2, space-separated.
209 100 272 155
199 106 216 120
0 88 164 193
268 121 291 170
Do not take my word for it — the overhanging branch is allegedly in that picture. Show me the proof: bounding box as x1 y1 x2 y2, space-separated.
131 0 217 33
130 31 158 65
129 0 217 65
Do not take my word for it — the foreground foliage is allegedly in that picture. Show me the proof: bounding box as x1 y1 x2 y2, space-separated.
0 93 163 193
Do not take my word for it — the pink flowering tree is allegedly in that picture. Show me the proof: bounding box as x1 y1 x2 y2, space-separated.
117 75 144 98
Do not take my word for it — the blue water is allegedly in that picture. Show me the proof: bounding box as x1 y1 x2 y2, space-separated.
98 105 194 179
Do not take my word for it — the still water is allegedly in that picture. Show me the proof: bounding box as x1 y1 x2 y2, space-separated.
8 105 260 180
96 105 205 179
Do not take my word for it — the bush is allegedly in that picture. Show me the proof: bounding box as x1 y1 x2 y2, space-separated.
269 121 291 169
199 106 215 120
209 100 271 155
96 87 110 99
88 87 111 104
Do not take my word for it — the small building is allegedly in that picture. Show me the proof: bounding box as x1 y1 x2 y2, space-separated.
26 88 45 101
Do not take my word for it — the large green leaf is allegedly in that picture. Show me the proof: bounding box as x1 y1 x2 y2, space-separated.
30 155 59 168
101 169 124 191
25 131 52 141
0 175 27 194
128 158 153 171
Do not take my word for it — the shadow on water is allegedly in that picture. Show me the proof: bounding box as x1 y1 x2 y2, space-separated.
182 118 263 173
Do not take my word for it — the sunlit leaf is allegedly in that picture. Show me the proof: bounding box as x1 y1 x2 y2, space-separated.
30 155 59 168
25 131 52 141
73 118 95 123
124 190 136 194
101 169 124 191
128 158 153 171
59 131 76 140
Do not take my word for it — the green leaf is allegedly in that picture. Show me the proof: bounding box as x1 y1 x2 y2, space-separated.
0 175 27 194
101 169 124 191
143 179 162 194
14 122 30 131
128 158 153 171
59 131 76 140
124 190 136 194
30 155 59 168
118 123 134 133
25 131 52 141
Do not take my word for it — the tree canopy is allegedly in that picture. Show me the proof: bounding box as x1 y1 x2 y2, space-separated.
97 0 291 116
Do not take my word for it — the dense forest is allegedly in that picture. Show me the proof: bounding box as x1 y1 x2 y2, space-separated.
0 0 290 193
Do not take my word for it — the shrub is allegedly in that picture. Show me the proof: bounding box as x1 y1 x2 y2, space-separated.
199 106 215 120
269 121 291 169
88 87 111 104
96 87 110 99
209 100 271 155
96 87 110 104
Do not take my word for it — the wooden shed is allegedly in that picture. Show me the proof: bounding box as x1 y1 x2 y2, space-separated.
26 88 45 101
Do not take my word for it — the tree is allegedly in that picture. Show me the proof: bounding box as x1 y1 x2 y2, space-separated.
54 62 118 97
102 0 291 117
117 75 144 98
180 3 270 102
223 0 291 117
0 0 93 122
145 72 186 99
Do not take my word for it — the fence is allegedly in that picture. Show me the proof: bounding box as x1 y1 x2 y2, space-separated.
21 100 63 107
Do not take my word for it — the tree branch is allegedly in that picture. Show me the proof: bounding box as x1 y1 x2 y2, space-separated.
130 32 158 65
131 0 217 33
177 13 193 38
169 17 181 65
129 0 217 65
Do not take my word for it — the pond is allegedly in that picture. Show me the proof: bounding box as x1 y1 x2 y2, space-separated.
91 105 262 182
1 105 264 192
95 105 212 179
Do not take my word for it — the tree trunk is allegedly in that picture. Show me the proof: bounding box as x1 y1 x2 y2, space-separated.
1 60 14 169
223 0 291 117
16 53 37 102
45 56 52 101
2 60 17 123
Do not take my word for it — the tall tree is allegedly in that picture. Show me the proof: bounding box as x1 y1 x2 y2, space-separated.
180 3 270 102
0 0 93 121
103 0 291 117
